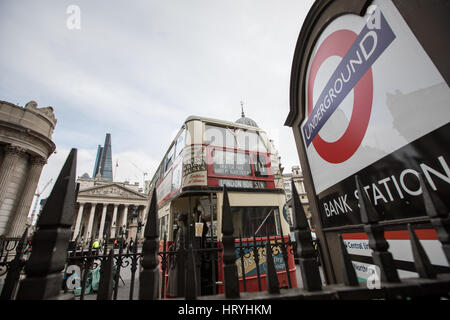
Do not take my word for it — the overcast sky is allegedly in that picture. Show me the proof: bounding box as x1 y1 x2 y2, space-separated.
0 0 315 203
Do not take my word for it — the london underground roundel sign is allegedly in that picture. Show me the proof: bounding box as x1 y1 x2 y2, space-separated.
298 0 450 228
306 29 374 164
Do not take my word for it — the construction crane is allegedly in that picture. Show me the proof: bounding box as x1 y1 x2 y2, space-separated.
29 178 53 226
131 162 149 189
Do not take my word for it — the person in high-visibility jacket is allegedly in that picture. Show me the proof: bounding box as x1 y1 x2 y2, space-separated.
92 240 100 251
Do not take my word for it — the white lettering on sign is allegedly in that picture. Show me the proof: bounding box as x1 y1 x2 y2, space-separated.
323 155 450 219
344 240 370 250
324 194 352 217
218 179 265 189
354 156 449 207
360 31 378 60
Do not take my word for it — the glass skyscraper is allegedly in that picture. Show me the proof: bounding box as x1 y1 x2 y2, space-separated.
92 133 113 181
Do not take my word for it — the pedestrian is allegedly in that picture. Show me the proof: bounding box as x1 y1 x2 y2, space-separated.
129 239 134 253
166 212 188 298
92 239 100 253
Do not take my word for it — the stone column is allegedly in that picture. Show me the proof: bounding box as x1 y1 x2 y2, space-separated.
86 203 97 241
98 203 108 241
128 205 139 241
72 202 85 240
110 204 119 238
6 155 46 237
121 204 129 233
0 145 27 209
136 206 142 222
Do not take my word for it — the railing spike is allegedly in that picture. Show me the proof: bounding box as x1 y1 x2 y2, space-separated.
139 188 160 300
238 232 247 292
252 234 262 292
16 148 77 300
279 230 293 289
355 175 400 283
291 180 322 291
337 234 359 286
265 239 280 294
113 232 125 300
355 175 380 224
185 243 198 300
97 249 115 300
79 239 94 301
418 172 447 218
291 179 309 229
160 233 168 299
407 224 436 279
176 220 186 297
129 228 140 301
221 185 240 298
418 173 450 264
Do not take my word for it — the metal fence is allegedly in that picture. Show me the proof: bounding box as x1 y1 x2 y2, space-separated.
0 236 28 277
0 228 299 300
0 148 449 300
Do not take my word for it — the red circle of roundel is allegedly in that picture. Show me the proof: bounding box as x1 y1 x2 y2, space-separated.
307 29 373 164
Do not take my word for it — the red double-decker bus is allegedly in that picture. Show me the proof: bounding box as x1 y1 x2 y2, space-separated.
148 116 297 296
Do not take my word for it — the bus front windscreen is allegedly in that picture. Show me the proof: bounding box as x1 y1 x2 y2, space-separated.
231 206 281 238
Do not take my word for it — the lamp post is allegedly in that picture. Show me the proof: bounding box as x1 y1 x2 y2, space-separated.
129 206 139 243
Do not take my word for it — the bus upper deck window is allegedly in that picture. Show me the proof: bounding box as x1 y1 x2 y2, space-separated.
176 129 185 157
204 125 234 149
236 131 267 153
204 125 267 153
165 145 175 171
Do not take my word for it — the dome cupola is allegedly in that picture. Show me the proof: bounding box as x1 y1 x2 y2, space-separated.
235 101 258 127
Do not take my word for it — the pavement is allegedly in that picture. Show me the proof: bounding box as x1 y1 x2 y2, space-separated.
79 256 142 300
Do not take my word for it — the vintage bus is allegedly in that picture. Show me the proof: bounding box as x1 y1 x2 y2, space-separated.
147 115 298 295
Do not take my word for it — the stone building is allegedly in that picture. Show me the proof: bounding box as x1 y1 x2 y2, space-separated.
72 176 149 244
283 166 312 229
0 100 56 237
71 134 149 244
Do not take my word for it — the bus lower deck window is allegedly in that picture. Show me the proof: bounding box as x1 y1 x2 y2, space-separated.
231 206 279 238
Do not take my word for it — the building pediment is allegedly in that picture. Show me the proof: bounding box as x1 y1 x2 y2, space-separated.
78 183 147 200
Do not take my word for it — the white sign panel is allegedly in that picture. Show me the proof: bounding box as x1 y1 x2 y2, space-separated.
301 0 450 195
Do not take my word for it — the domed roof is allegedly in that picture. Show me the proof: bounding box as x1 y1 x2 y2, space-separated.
235 102 258 127
235 116 258 127
81 172 90 179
